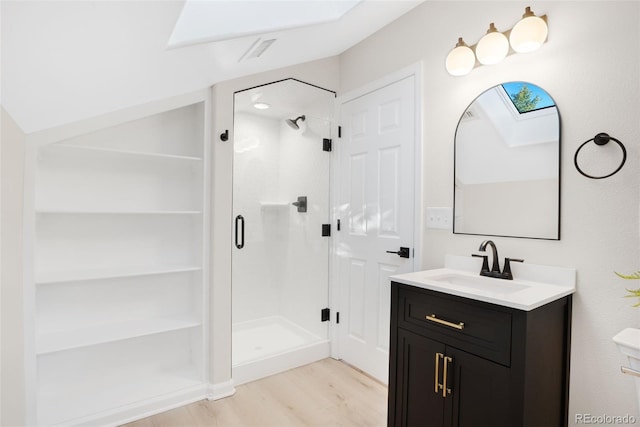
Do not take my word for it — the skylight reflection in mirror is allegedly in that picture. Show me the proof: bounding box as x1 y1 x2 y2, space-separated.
501 82 556 114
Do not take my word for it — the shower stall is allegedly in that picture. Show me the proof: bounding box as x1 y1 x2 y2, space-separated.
232 79 335 385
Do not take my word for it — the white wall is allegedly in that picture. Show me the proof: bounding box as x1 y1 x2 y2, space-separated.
1 106 26 426
339 1 640 422
209 57 339 388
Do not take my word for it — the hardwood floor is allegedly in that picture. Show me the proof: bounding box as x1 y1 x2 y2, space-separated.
123 358 388 427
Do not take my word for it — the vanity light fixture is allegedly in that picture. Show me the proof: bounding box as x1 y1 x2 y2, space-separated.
445 38 476 76
510 7 549 53
445 6 548 76
475 23 509 65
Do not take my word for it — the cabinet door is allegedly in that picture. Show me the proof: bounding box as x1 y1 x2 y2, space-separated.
446 346 512 427
393 328 446 427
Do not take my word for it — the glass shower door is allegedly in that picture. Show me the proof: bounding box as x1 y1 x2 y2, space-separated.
231 79 335 384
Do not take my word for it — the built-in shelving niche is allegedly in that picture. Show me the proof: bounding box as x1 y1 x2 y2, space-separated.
30 100 209 426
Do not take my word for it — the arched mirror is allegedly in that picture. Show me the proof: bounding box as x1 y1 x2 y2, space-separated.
453 82 560 239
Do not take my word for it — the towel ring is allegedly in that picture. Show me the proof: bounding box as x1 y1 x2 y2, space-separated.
574 133 626 179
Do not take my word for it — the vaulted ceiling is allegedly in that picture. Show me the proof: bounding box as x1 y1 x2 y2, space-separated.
1 0 423 133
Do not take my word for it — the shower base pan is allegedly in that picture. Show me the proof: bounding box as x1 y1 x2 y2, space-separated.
232 316 329 385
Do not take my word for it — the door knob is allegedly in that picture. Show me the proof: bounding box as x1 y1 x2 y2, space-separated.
386 247 410 258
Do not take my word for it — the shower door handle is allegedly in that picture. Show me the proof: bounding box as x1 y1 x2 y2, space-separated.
235 215 245 249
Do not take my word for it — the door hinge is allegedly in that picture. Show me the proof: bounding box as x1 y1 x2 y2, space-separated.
322 224 331 236
336 312 340 324
323 138 332 152
321 308 330 322
336 219 341 231
338 126 342 138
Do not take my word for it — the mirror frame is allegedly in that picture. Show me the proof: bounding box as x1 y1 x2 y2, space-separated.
452 81 561 240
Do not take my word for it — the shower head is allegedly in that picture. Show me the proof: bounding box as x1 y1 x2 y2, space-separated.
285 115 306 130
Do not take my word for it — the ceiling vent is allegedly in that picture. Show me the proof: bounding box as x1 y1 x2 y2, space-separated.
460 109 477 121
239 38 277 62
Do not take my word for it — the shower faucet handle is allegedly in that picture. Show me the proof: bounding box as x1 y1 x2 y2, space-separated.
292 196 307 213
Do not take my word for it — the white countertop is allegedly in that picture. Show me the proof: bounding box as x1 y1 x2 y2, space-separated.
390 255 576 311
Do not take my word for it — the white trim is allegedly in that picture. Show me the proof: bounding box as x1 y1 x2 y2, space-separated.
201 89 213 391
329 62 424 360
232 340 330 386
413 63 425 272
69 385 207 427
22 143 37 426
207 380 237 401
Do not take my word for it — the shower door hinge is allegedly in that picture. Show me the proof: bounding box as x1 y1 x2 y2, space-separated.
322 224 331 236
338 126 342 138
323 138 332 152
321 308 330 322
336 312 340 324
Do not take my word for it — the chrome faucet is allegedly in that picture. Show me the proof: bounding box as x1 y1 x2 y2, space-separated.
472 240 524 280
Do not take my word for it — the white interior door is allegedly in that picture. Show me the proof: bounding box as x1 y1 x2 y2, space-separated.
335 75 416 383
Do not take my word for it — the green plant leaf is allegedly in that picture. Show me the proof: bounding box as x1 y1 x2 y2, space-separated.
616 272 640 307
615 271 640 280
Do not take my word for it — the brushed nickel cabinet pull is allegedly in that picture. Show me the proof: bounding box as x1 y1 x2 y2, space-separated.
426 314 465 330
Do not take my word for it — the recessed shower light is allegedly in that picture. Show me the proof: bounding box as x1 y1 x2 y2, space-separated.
253 102 271 110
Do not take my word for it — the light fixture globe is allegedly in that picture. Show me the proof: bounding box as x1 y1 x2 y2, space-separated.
445 38 475 76
475 23 509 65
509 7 548 53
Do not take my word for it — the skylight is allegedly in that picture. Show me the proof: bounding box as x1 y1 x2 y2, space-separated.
168 0 362 48
501 82 556 114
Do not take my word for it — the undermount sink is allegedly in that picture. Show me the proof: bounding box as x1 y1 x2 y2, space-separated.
390 255 576 311
427 272 530 294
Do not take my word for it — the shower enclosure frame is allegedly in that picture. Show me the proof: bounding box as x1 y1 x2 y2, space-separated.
231 78 337 385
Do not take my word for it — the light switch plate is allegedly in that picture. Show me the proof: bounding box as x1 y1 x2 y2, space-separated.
426 207 452 230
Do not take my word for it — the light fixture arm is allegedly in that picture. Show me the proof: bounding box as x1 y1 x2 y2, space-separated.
522 6 535 18
455 37 467 48
485 22 499 34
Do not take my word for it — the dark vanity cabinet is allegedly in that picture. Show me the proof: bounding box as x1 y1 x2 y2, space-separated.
388 282 572 427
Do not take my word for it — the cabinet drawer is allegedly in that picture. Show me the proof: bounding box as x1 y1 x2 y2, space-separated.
397 285 512 366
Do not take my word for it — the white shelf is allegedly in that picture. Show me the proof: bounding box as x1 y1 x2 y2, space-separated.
31 100 208 425
35 214 201 276
36 315 201 355
50 143 203 161
35 265 201 284
37 144 203 212
260 201 290 208
260 202 291 214
38 363 203 426
36 209 202 215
